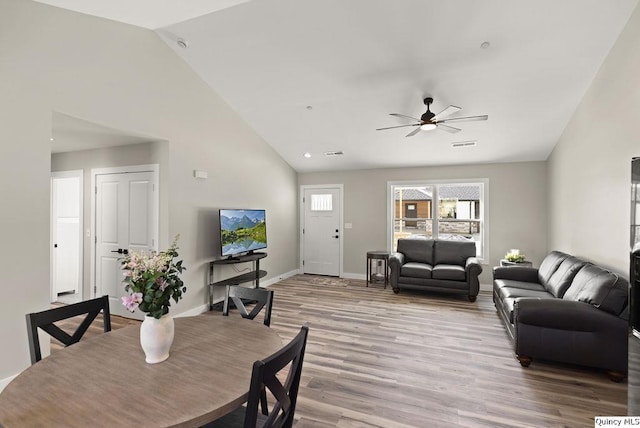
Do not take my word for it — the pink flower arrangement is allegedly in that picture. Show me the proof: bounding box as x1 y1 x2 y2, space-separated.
120 236 186 319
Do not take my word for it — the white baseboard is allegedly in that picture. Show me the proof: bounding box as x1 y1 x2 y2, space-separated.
261 269 300 287
342 272 366 281
175 303 210 317
0 373 18 393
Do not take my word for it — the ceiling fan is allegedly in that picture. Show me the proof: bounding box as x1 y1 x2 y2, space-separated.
376 97 488 137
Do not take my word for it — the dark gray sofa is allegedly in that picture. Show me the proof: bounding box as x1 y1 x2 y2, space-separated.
493 250 629 380
389 238 482 301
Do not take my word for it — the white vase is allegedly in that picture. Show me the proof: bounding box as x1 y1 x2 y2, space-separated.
140 314 174 364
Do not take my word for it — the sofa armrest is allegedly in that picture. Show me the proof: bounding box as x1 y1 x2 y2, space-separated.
493 266 539 283
389 252 405 269
465 257 482 298
513 297 628 373
514 298 626 332
389 252 404 289
465 257 482 275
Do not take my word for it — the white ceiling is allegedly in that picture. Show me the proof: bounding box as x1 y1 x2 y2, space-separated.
39 0 638 172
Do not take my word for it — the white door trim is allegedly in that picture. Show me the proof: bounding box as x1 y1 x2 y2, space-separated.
90 164 159 299
50 170 84 303
299 184 344 276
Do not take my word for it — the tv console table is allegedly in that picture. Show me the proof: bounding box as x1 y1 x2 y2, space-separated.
208 252 267 310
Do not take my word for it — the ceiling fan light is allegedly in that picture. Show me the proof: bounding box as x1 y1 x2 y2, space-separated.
420 123 437 131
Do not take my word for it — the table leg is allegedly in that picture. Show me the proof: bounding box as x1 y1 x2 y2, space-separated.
384 258 388 289
366 257 370 287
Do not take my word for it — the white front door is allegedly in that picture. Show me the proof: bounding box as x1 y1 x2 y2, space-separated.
95 170 157 319
302 187 341 276
51 171 83 300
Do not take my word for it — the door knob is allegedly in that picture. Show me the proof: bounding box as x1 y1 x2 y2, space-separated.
111 249 123 254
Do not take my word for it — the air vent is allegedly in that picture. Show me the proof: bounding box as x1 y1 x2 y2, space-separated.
451 141 477 148
323 151 344 156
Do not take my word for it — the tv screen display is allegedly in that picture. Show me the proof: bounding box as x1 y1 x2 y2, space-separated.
219 209 267 257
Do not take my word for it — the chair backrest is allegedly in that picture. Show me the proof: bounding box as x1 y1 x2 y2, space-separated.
25 295 111 364
223 285 274 327
244 325 309 428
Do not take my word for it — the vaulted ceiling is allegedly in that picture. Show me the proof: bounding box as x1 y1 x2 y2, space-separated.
38 0 638 172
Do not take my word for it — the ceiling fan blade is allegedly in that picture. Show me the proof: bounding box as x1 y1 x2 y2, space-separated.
405 127 422 137
432 105 461 122
376 123 421 131
390 113 421 121
437 123 461 133
439 115 488 124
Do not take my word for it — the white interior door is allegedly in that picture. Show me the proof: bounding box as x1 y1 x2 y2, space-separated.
95 170 157 319
51 172 83 300
302 187 341 276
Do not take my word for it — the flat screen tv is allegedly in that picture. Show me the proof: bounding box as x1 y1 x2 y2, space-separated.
219 209 267 258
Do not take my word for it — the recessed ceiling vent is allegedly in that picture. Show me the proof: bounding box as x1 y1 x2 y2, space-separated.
324 151 344 156
451 141 477 148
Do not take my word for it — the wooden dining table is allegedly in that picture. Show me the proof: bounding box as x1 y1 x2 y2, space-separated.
0 314 284 427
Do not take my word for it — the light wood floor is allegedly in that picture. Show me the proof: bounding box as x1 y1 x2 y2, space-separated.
51 275 627 427
267 275 626 428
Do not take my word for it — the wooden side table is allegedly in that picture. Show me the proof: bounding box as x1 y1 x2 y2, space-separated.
500 259 533 267
366 251 389 288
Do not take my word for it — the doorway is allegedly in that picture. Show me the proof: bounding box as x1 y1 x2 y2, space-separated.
300 185 343 277
50 170 83 304
91 165 159 319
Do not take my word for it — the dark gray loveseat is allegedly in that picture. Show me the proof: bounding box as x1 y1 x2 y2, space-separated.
493 250 629 380
389 238 483 301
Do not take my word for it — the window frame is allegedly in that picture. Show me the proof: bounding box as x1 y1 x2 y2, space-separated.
387 179 489 263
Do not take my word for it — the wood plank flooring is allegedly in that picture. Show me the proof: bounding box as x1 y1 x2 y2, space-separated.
50 275 627 427
266 275 626 428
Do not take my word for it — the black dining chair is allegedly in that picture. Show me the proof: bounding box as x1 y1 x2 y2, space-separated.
223 285 274 327
205 325 309 428
25 295 111 364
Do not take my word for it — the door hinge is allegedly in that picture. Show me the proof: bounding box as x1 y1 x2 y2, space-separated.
302 260 304 266
302 197 305 203
95 235 97 244
93 285 97 294
302 228 305 234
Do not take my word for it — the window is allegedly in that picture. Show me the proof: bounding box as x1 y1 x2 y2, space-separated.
388 180 488 260
310 194 333 211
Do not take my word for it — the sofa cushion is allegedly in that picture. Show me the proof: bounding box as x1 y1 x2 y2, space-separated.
400 262 432 279
563 264 629 316
433 240 476 266
397 239 434 264
432 264 466 281
494 279 546 293
537 251 569 288
544 256 588 298
498 286 553 302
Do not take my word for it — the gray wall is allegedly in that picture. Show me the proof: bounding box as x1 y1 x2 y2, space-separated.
547 3 640 276
0 0 298 383
299 161 547 285
51 141 170 300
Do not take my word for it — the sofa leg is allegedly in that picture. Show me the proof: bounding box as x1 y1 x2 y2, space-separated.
468 295 477 302
517 355 532 367
606 370 626 383
392 288 399 294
